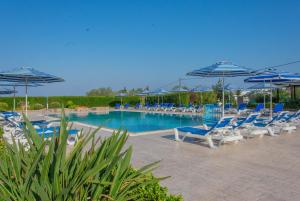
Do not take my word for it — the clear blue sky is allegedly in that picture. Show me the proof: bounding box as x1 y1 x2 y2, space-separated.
0 0 299 96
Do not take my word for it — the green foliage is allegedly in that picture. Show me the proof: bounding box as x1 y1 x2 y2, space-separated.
32 103 44 110
86 87 114 96
212 79 223 100
0 102 9 111
130 173 183 201
0 112 164 201
49 101 61 109
0 127 4 155
66 100 76 109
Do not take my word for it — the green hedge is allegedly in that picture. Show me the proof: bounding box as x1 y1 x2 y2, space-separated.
0 96 141 110
0 93 220 110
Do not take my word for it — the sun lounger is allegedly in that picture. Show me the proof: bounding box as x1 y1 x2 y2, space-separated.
174 116 241 148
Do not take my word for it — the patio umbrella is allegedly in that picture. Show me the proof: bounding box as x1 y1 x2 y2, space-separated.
245 71 300 118
0 88 17 95
0 82 42 111
187 61 256 117
116 92 128 105
247 82 283 109
171 86 189 106
190 86 212 105
0 67 64 115
150 88 169 104
137 89 151 104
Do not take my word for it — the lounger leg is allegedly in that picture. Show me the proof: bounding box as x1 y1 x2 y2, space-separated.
174 129 182 141
207 136 216 149
267 127 275 136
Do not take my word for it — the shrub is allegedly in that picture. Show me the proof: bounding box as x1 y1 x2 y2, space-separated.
0 102 8 111
131 172 183 201
49 101 61 109
0 112 177 201
32 103 44 110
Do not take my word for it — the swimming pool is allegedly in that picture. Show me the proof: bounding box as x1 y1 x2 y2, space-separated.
53 111 219 133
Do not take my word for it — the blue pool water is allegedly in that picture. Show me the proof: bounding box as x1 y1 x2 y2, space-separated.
53 111 219 133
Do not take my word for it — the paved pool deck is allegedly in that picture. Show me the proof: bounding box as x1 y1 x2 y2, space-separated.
32 112 300 201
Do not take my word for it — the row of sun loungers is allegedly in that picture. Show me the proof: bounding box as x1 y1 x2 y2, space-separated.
174 109 299 149
0 111 80 147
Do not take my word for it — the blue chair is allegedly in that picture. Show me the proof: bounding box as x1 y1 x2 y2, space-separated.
124 103 129 109
224 103 232 110
273 103 284 113
238 103 247 111
115 103 121 109
135 103 141 109
253 103 264 112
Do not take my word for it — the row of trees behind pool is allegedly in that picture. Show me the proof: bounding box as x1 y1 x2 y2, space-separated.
1 87 300 111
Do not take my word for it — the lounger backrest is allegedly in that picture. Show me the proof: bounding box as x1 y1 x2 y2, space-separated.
238 103 247 111
255 103 264 112
245 114 259 124
214 117 233 129
273 103 284 113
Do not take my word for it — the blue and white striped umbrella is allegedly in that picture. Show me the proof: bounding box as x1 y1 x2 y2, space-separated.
150 88 169 95
244 71 300 83
245 71 300 118
0 82 42 111
150 88 169 104
0 88 17 95
0 67 64 115
187 61 256 117
190 86 212 92
187 61 256 77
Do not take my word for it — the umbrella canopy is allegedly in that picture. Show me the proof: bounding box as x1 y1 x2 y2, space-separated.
171 87 189 93
150 88 169 95
137 89 151 96
190 86 212 92
0 67 64 83
187 61 256 77
245 71 300 83
187 61 256 117
0 67 64 115
245 71 300 118
0 88 17 95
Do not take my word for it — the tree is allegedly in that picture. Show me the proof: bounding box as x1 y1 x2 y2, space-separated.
86 87 114 96
212 79 223 100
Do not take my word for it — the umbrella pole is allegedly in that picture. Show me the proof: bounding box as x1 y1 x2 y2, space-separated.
25 80 28 116
13 86 16 111
46 96 49 111
263 92 266 109
270 80 273 119
222 77 225 117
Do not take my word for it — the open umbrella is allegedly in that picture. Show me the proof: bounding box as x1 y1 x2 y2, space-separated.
190 86 212 105
187 61 256 117
245 71 300 118
0 67 64 115
116 93 128 105
0 82 42 111
150 88 169 104
0 88 17 95
247 82 283 110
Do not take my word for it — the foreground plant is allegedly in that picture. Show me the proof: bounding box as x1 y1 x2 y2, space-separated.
0 112 162 201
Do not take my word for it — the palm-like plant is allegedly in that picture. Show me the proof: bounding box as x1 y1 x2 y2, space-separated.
0 111 159 201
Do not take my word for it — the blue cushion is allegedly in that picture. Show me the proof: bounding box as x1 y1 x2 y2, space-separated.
177 127 209 136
